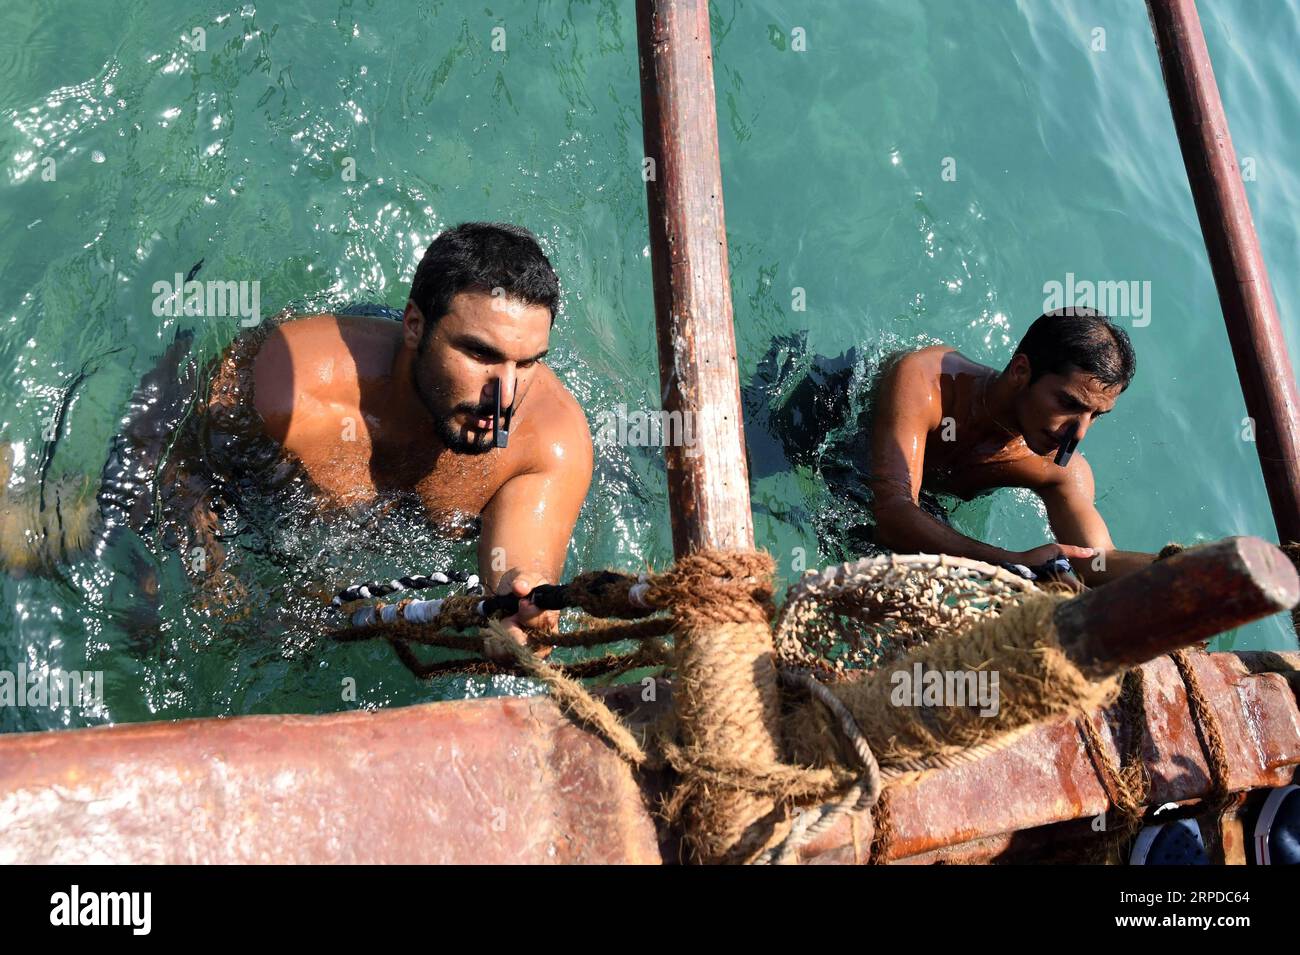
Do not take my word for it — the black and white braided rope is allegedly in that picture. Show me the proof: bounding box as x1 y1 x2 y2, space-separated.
348 597 450 628
332 570 481 607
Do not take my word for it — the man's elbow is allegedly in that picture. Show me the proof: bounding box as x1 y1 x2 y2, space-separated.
870 497 914 551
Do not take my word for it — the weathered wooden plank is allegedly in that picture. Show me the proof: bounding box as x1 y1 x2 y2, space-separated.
0 691 667 865
1054 536 1299 678
637 0 753 554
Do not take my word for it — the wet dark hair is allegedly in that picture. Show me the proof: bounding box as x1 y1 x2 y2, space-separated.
1013 307 1136 390
408 222 559 344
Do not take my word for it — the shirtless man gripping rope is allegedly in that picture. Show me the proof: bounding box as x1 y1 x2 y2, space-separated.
868 308 1155 585
3 223 592 647
244 222 593 641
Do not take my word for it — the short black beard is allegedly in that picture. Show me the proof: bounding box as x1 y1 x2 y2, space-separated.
438 415 495 456
411 353 495 456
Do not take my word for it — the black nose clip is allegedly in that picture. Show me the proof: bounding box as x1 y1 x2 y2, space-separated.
493 377 516 448
1054 422 1081 468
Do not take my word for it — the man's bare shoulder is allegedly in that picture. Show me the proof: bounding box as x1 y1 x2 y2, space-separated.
517 365 593 476
255 313 398 381
251 314 397 428
881 345 944 387
876 345 954 416
1017 445 1094 493
899 343 955 365
888 344 990 380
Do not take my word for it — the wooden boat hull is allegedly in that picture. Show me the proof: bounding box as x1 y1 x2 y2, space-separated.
1 650 1296 864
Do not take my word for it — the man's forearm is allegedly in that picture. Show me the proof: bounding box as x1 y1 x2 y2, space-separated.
873 499 1017 564
1070 549 1156 585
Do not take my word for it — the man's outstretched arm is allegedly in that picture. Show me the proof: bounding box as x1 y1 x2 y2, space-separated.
1038 455 1155 585
476 409 593 645
872 489 1082 566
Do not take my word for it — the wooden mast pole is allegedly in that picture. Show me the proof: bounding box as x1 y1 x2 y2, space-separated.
1147 0 1300 545
636 0 753 555
636 0 783 864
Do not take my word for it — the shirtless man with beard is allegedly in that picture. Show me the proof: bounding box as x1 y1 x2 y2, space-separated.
243 222 593 642
70 221 589 648
2 223 591 651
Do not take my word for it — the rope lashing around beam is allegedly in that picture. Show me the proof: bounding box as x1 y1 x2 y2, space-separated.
1076 667 1150 861
652 557 1116 863
1065 542 1239 863
331 549 1154 865
647 550 792 864
1074 648 1238 864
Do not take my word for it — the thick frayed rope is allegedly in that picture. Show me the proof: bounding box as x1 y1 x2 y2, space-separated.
783 593 1118 771
480 619 652 765
754 670 884 865
1169 647 1232 809
647 549 793 865
1076 666 1150 862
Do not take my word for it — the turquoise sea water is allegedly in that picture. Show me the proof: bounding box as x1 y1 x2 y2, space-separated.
2 0 1298 732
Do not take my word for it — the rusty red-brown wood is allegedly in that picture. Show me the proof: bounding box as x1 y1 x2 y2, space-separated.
2 539 1295 864
1054 536 1299 678
798 651 1300 863
0 688 670 865
2 650 1295 864
637 0 754 555
1147 0 1300 545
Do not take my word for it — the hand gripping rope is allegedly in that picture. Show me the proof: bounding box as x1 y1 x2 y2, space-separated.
337 570 653 628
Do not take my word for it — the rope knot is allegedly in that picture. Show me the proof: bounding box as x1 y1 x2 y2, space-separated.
648 548 776 629
565 570 655 618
